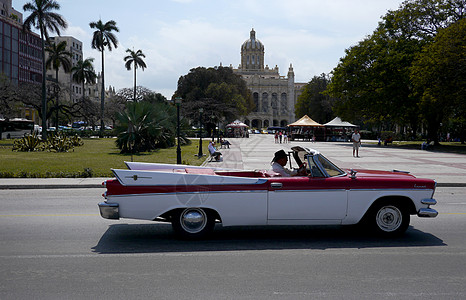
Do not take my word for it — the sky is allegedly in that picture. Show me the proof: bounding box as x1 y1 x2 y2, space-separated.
14 0 404 99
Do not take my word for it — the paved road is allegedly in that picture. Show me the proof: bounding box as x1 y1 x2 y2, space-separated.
1 187 465 299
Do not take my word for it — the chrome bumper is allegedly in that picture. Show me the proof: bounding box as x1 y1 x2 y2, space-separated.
98 202 119 219
417 198 438 218
417 208 438 218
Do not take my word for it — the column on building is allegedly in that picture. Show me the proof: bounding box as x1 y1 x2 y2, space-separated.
287 64 295 124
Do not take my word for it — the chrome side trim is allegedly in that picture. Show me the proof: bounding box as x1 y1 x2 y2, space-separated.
348 188 434 192
109 190 268 198
421 198 437 206
98 202 119 219
417 208 438 218
271 189 347 193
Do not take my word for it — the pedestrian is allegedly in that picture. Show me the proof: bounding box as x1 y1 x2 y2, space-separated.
279 131 283 143
283 132 288 143
351 129 361 157
274 132 278 143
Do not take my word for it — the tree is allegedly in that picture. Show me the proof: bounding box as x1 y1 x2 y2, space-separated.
116 86 153 102
295 74 335 124
124 49 147 102
72 58 97 102
90 19 119 135
411 18 466 144
45 40 71 127
175 66 253 122
114 100 176 153
23 0 67 138
326 0 465 139
0 74 19 119
105 94 126 128
45 40 71 82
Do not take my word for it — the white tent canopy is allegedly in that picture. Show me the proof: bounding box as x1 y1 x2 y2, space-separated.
288 115 324 127
226 120 249 128
323 117 357 127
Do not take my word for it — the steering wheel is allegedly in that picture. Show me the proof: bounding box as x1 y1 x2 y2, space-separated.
298 162 307 175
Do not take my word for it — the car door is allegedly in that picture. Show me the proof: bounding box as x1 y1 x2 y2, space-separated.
267 176 349 223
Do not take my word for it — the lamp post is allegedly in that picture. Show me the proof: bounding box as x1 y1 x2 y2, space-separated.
175 97 182 164
198 107 204 158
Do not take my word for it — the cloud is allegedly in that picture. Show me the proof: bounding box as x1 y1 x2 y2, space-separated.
101 20 246 98
25 0 403 99
63 23 91 42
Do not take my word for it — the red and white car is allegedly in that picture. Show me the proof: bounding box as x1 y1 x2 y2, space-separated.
99 146 437 239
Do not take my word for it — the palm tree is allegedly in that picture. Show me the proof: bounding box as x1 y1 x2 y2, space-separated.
115 101 176 153
72 58 97 102
45 40 71 127
23 0 67 139
124 49 147 102
45 40 71 82
89 19 119 135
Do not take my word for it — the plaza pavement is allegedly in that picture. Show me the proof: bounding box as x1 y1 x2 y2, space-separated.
0 134 464 189
206 134 466 187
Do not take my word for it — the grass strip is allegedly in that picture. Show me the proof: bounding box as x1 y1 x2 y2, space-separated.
0 138 208 178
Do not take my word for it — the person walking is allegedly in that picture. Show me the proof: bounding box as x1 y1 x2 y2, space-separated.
352 129 361 157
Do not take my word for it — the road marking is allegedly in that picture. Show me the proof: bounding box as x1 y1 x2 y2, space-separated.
0 214 99 217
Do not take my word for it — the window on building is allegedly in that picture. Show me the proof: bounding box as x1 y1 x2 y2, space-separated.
253 92 259 112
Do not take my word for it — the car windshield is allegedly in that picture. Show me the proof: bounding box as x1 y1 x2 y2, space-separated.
314 154 345 177
306 155 325 177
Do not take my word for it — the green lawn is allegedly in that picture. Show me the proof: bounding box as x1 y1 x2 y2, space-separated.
0 138 207 178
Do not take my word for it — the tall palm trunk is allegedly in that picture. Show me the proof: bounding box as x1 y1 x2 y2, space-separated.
41 32 47 139
55 69 59 128
82 81 85 102
100 49 105 136
133 66 137 102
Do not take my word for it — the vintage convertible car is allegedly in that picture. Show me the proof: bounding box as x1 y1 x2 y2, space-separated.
98 146 438 239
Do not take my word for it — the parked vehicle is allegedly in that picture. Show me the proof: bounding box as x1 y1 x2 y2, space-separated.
0 118 34 139
99 146 438 239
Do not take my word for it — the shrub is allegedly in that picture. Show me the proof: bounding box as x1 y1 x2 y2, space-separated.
12 133 43 152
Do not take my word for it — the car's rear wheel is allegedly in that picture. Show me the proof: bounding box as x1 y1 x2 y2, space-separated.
368 202 410 236
172 208 215 239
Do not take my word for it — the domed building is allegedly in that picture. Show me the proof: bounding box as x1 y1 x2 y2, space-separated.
232 29 305 129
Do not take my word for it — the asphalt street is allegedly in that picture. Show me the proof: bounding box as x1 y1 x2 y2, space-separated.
1 135 465 299
0 187 465 299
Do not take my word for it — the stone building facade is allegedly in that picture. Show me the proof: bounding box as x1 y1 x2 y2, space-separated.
233 29 304 129
1 0 42 86
46 36 84 103
46 36 114 104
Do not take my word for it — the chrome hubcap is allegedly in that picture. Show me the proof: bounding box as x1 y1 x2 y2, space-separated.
376 205 402 232
180 208 207 234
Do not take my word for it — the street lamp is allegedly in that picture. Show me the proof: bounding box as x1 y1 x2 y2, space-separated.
175 97 182 164
198 107 204 158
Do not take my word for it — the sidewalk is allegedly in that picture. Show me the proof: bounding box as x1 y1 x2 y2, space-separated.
1 135 465 189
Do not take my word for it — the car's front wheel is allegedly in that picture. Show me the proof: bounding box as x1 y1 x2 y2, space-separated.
367 201 410 236
172 208 215 239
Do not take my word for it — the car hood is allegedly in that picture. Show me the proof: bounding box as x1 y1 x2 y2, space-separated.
346 169 416 179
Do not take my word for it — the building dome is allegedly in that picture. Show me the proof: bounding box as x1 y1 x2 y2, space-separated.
240 29 265 71
241 29 264 51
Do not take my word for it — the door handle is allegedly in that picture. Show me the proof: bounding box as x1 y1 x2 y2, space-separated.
270 182 283 188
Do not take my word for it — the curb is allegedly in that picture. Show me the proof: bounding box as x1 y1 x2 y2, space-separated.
0 184 104 190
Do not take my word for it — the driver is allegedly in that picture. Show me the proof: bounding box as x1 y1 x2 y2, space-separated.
271 150 306 177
